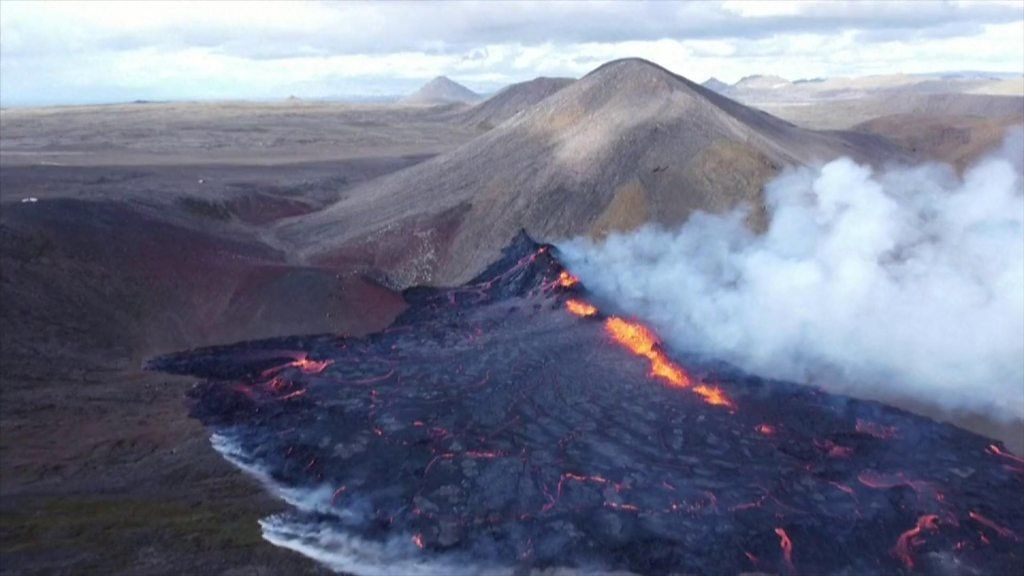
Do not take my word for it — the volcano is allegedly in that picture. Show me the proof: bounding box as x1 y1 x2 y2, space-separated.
403 76 482 105
280 58 908 288
148 233 1023 575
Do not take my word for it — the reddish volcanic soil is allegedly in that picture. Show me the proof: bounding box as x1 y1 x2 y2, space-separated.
0 162 413 575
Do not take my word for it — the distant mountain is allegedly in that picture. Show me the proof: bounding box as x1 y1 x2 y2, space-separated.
280 58 904 287
402 76 481 104
733 74 791 90
458 76 575 129
725 72 1023 106
701 77 731 94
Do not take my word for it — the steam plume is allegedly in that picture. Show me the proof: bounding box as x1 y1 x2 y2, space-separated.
561 129 1024 423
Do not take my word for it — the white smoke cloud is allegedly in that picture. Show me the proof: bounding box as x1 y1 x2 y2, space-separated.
561 128 1024 423
261 515 511 576
212 432 505 576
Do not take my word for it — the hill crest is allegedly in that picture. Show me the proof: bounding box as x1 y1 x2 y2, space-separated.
281 58 905 287
402 76 481 104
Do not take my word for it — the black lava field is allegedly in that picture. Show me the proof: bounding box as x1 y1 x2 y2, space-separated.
148 233 1024 575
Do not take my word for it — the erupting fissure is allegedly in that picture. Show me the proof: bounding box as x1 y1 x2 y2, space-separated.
559 272 734 409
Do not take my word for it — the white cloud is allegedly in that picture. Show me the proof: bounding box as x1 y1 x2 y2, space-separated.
722 1 804 18
1 0 1021 105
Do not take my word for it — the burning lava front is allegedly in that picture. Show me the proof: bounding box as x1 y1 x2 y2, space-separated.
149 232 1024 575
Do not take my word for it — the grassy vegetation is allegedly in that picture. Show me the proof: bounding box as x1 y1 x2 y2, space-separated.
1 496 266 572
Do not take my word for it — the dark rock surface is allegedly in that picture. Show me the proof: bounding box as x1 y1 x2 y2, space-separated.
150 233 1024 575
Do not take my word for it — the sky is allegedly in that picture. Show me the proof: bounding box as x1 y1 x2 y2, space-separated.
1 0 1022 106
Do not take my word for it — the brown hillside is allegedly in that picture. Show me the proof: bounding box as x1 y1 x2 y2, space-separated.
279 58 906 286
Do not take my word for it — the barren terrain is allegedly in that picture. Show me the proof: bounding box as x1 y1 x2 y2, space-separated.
1 104 457 574
2 60 1022 574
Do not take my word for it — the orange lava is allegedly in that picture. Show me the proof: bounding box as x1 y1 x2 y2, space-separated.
556 270 735 409
565 299 597 317
602 316 734 407
775 527 794 572
987 444 1024 466
556 271 580 288
970 511 1020 540
278 389 307 400
605 317 689 387
694 384 734 408
412 533 425 549
893 515 939 569
262 354 334 378
756 424 776 436
856 471 935 499
293 356 333 374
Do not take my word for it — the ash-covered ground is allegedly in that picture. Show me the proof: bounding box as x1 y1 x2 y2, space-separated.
149 233 1024 575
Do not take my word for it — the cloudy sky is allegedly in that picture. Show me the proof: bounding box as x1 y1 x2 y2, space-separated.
1 0 1022 106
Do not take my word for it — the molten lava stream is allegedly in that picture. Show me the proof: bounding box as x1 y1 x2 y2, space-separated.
775 527 795 574
565 299 597 317
555 271 580 288
986 443 1024 469
969 511 1019 540
559 274 735 409
893 515 939 570
260 353 333 378
603 315 734 408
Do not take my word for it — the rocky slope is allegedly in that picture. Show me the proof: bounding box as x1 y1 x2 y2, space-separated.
279 58 905 286
457 76 574 129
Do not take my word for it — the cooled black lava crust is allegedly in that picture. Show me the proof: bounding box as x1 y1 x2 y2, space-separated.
149 232 1024 575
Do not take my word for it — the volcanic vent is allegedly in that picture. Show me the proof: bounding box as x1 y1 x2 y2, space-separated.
149 233 1023 575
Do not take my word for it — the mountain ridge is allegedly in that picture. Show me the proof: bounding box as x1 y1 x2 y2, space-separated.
458 76 575 129
278 58 906 287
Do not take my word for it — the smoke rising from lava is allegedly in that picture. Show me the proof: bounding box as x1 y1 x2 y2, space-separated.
561 129 1024 423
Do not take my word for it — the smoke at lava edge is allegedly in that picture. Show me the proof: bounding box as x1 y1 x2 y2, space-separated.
561 128 1024 425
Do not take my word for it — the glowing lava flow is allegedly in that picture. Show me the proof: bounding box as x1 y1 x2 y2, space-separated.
970 511 1020 540
987 444 1024 467
556 271 580 288
557 274 734 409
893 515 939 569
774 527 795 574
604 317 692 388
856 470 937 501
261 353 334 378
565 299 597 317
292 356 333 374
603 316 734 408
692 384 734 407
